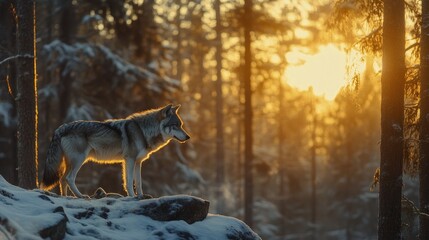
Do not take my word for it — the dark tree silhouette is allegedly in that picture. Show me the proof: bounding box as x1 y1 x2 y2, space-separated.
58 0 75 122
378 0 405 239
243 0 254 228
420 0 429 238
214 0 225 214
16 0 38 189
0 0 18 185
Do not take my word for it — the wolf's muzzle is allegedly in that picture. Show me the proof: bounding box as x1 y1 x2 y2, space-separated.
175 134 190 142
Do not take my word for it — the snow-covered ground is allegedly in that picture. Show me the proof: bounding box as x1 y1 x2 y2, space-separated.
0 176 260 240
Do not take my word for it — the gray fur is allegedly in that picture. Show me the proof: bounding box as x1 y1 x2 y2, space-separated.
40 104 190 198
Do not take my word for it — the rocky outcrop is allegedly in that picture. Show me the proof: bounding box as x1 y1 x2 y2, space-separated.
0 176 261 240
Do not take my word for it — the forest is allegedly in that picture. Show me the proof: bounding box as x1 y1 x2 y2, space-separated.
0 0 428 239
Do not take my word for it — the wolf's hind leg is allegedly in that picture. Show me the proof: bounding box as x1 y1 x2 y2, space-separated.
134 161 143 197
59 177 68 196
123 158 136 197
59 161 70 196
64 154 87 198
66 167 87 198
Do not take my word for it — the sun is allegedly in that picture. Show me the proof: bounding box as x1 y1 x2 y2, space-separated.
284 44 352 100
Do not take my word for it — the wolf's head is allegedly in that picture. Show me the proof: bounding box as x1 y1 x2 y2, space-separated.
159 104 190 143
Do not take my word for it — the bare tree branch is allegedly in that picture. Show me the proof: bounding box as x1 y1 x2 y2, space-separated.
0 54 34 66
402 196 429 219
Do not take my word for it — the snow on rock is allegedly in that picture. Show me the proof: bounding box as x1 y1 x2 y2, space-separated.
0 176 261 240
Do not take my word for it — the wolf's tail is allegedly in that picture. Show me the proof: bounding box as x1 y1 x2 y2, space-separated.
40 128 65 191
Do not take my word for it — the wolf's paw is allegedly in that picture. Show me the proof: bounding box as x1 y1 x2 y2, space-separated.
80 194 91 200
136 194 153 200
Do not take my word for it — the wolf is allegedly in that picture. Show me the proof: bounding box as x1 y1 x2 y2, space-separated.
40 104 190 198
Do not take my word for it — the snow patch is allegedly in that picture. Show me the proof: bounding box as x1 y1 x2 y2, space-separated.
0 176 260 240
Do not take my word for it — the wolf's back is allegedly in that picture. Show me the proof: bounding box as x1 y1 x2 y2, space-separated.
40 127 65 190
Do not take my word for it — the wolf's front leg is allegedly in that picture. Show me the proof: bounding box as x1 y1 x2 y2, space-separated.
134 161 143 197
124 158 136 197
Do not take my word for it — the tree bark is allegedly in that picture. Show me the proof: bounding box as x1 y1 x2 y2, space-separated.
378 0 405 239
419 0 429 238
106 0 128 44
58 0 74 121
175 0 183 82
16 0 38 189
132 0 156 62
243 0 254 228
59 0 75 44
277 81 286 237
214 0 225 214
310 97 317 240
0 0 18 185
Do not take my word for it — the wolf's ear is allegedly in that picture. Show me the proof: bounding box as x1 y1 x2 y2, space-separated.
172 104 181 112
161 104 173 117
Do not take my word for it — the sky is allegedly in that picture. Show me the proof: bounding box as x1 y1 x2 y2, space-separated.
284 44 348 101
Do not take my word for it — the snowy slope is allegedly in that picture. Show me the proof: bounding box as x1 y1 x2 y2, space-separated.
0 176 261 240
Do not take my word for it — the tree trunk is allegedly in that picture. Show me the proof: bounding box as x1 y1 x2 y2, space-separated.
277 82 286 237
0 0 18 185
419 0 429 238
214 0 225 214
133 0 156 63
16 0 38 189
175 0 183 82
59 0 75 44
45 0 53 42
106 0 128 44
243 0 254 228
310 100 317 240
236 88 243 217
58 0 74 121
378 0 405 239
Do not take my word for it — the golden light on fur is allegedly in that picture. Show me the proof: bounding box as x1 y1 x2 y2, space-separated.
40 104 190 198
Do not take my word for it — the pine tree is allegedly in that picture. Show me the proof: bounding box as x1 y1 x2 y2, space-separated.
16 0 38 189
378 0 405 239
243 0 254 228
214 0 225 214
0 0 18 185
419 0 429 238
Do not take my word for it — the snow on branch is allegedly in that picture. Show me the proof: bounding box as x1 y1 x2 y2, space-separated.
41 40 180 120
0 54 34 66
42 40 179 94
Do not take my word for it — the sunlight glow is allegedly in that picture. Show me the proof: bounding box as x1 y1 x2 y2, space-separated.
285 44 348 100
